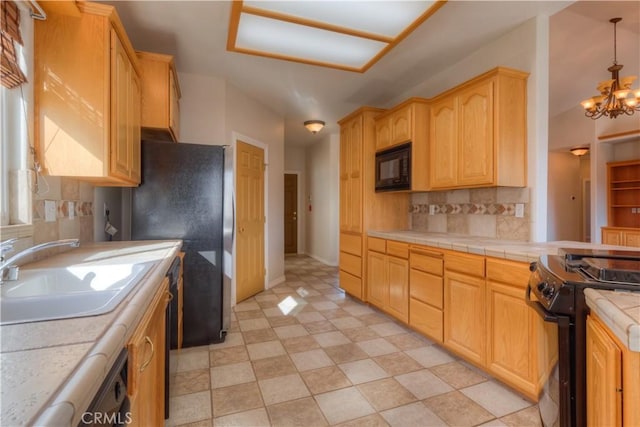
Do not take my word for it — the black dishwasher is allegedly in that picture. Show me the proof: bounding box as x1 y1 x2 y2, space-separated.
78 348 129 426
165 256 181 419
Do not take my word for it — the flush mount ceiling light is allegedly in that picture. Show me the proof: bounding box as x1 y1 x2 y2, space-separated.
570 146 590 156
227 0 447 73
581 18 640 119
304 120 325 134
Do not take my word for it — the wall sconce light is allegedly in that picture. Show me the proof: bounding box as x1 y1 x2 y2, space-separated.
304 120 325 134
570 146 590 156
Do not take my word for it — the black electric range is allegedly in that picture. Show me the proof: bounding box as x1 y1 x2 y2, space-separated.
526 248 640 427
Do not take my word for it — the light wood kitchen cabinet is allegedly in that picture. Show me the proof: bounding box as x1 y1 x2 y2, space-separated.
34 2 141 186
338 108 409 300
374 99 430 191
409 246 444 342
444 252 486 367
128 278 169 426
366 238 409 323
137 51 181 142
429 67 528 190
601 227 640 247
486 258 558 401
586 313 640 427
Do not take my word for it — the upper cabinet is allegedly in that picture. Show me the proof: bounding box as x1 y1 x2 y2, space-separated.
429 67 528 190
375 99 430 191
34 2 141 186
137 51 181 142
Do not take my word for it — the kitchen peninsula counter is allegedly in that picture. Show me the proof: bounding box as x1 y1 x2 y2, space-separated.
0 240 182 426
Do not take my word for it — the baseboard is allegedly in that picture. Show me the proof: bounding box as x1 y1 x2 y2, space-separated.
267 275 286 289
304 252 338 267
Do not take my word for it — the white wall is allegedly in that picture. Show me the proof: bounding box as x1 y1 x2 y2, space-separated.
549 106 596 151
284 145 306 254
392 16 550 241
178 72 226 145
304 134 340 265
225 82 286 287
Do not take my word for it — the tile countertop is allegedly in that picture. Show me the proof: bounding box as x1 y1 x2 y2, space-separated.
585 289 640 352
367 230 639 262
368 230 640 352
0 240 182 426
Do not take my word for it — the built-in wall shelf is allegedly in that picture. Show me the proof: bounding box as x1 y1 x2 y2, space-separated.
607 160 640 229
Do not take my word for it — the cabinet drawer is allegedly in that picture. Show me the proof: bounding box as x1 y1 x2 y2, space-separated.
340 252 362 277
486 258 530 288
339 270 362 299
410 298 443 342
410 248 443 276
445 252 485 277
410 269 443 309
340 233 362 256
368 237 386 254
387 241 409 259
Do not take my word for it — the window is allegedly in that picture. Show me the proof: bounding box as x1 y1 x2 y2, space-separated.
1 1 33 227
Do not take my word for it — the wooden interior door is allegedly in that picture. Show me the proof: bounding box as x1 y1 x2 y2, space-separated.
236 140 265 302
284 173 298 254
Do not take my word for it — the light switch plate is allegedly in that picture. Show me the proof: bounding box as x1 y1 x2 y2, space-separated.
44 200 57 222
68 201 75 219
515 203 524 218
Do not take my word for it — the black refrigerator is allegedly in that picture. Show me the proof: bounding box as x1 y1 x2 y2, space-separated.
131 140 231 348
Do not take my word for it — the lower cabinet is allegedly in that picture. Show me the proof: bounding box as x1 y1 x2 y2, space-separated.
586 313 640 426
409 246 444 342
486 258 558 400
366 238 409 323
601 227 640 247
443 256 486 367
127 278 170 426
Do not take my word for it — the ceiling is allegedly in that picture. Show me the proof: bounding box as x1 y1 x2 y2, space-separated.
100 1 640 147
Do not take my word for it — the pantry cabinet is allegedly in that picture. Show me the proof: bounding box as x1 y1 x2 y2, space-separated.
128 278 169 426
586 313 640 427
34 2 141 186
374 99 430 191
137 51 181 142
429 67 528 190
338 108 409 300
366 238 409 323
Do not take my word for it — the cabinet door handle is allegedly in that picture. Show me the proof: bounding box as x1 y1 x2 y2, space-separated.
140 336 154 372
166 291 174 302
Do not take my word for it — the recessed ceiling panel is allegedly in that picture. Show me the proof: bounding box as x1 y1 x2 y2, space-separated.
236 14 387 69
227 0 447 72
243 1 437 38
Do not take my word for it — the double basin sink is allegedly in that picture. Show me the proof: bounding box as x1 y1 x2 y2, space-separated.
0 260 154 325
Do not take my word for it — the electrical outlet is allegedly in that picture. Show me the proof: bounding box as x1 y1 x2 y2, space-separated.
429 205 436 215
44 200 57 222
515 203 525 218
68 201 75 219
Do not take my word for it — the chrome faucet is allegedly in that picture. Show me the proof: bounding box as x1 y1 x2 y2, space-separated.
1 238 18 260
0 239 80 282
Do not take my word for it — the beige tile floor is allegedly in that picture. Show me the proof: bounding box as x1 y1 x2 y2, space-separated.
166 255 542 427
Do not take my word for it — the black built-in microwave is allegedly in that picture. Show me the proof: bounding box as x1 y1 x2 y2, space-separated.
375 142 411 192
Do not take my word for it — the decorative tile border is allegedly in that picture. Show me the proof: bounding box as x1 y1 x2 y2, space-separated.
33 200 93 221
411 203 520 216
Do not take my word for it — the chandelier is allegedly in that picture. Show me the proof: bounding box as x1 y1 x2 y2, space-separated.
580 18 640 119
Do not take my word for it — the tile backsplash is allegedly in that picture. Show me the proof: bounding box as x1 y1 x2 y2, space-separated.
32 176 94 245
410 187 530 241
